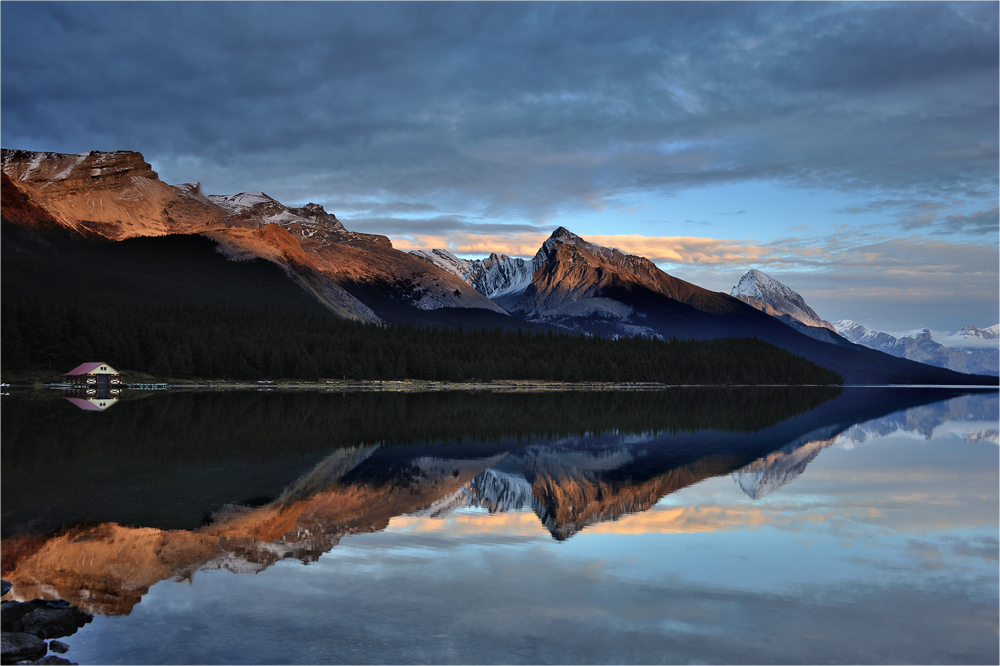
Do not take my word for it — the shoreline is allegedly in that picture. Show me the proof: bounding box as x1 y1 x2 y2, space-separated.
2 379 995 393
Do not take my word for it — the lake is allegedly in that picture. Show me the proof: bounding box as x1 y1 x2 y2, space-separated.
2 387 997 664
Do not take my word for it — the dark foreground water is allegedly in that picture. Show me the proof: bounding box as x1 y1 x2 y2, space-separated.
2 387 997 664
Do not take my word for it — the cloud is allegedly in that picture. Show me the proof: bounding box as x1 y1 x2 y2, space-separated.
941 206 999 235
341 201 441 216
392 232 550 258
347 216 547 239
1 2 995 330
1 2 996 224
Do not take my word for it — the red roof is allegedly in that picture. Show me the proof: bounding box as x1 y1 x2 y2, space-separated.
64 362 112 376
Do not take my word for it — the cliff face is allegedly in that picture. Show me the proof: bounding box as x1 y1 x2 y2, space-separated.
0 150 503 321
207 191 506 315
1 150 227 239
205 224 380 322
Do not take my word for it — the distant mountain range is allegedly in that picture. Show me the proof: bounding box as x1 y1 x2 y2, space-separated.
833 320 998 376
2 148 995 385
718 265 997 377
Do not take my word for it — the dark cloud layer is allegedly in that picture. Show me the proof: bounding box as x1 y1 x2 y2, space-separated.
2 1 996 227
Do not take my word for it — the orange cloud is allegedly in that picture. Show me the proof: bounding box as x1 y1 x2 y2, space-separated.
389 511 547 537
388 504 794 538
391 232 782 267
385 491 995 539
392 232 550 257
584 505 772 535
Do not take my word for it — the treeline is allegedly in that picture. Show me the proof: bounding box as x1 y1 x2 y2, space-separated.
0 297 842 385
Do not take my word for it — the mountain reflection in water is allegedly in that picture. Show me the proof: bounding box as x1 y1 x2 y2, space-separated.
2 387 993 624
731 391 999 499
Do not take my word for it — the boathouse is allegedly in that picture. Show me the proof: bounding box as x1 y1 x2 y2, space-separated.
63 362 123 395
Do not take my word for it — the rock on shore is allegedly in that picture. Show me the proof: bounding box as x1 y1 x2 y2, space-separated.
0 581 90 665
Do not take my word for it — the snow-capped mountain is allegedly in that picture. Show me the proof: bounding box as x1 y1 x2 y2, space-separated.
834 320 999 376
414 226 732 329
407 248 540 300
204 191 505 315
948 324 1000 343
467 252 540 300
832 391 999 448
466 467 536 513
730 269 836 332
407 229 995 384
833 319 899 352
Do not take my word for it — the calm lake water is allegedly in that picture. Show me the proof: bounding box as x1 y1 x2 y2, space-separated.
2 387 997 664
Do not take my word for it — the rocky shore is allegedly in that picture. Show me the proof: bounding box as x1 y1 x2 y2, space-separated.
1 581 91 665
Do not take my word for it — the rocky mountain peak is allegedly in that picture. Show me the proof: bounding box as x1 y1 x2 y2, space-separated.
958 324 1000 340
207 191 281 216
548 226 577 241
483 252 511 267
537 226 618 267
288 203 345 231
296 202 328 216
1 149 159 192
731 269 836 332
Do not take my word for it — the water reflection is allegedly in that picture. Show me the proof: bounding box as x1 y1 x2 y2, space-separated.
64 396 119 412
3 387 995 629
731 391 1000 500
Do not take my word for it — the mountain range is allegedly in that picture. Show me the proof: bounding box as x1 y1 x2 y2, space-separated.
833 320 998 376
2 148 995 385
718 265 998 377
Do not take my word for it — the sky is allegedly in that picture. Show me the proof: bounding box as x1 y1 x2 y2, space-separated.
2 2 997 332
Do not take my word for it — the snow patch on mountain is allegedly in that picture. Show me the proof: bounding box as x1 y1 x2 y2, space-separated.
834 320 899 353
209 191 278 214
50 154 89 183
409 249 476 280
